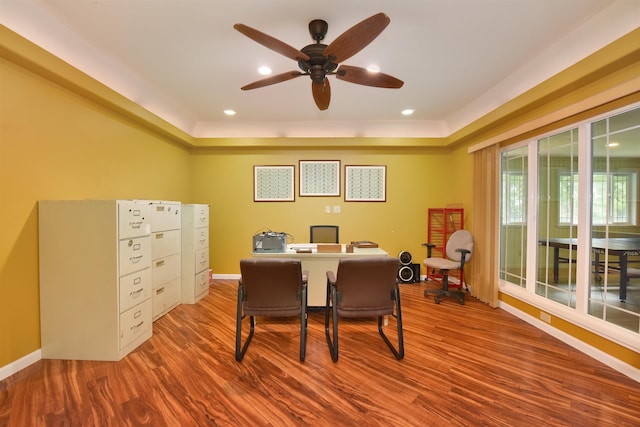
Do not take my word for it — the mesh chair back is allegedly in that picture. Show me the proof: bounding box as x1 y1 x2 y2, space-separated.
310 225 339 243
445 230 474 262
334 256 399 317
239 258 303 316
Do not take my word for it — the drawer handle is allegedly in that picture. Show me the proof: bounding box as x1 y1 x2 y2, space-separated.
130 288 144 297
156 286 165 295
155 233 164 239
155 260 165 267
131 321 144 331
130 255 143 264
199 239 206 244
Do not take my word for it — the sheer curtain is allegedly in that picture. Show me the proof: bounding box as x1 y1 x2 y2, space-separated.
470 144 499 307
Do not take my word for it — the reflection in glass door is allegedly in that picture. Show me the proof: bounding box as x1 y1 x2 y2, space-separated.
499 146 528 288
537 129 579 307
590 106 640 333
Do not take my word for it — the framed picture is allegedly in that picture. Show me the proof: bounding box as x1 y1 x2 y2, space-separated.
253 165 295 202
345 165 386 202
299 160 341 196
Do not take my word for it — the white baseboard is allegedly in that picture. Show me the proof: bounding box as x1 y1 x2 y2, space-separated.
499 301 640 383
212 273 240 280
0 349 41 382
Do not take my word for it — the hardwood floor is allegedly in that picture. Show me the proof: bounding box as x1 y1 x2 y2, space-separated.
1 279 639 426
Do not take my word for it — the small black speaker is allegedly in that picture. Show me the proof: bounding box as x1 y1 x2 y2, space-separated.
398 252 421 283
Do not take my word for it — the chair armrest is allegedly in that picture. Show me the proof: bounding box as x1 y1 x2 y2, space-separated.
456 248 471 269
421 242 436 258
326 270 336 285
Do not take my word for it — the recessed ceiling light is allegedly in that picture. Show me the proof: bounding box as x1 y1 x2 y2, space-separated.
224 109 236 116
258 66 272 75
366 65 380 73
401 109 415 116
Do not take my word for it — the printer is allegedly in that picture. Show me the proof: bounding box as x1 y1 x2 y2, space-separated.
253 231 287 253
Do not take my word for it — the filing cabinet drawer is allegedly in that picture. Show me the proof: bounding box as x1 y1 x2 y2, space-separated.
195 206 209 228
118 236 151 276
195 228 208 251
120 299 152 350
119 268 151 313
195 247 209 273
150 202 181 232
118 202 151 239
152 278 181 318
195 269 210 299
151 229 181 259
152 253 181 285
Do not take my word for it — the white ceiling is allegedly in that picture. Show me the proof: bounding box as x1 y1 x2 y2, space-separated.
1 0 639 138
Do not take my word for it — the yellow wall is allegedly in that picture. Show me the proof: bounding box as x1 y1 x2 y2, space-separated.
190 147 473 275
0 55 192 367
1 25 639 375
0 29 474 367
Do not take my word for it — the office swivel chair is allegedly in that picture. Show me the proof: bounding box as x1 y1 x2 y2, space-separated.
423 230 474 305
325 256 404 362
310 225 339 243
236 258 308 362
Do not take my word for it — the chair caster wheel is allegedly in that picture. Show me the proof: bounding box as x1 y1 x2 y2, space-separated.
435 298 440 304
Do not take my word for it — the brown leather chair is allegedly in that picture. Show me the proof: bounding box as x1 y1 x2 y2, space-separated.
236 258 308 362
325 256 404 362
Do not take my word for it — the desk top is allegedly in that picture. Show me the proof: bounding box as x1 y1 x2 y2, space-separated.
540 237 640 253
252 243 388 257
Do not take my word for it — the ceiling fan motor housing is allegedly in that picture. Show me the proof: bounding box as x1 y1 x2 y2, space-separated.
298 43 338 83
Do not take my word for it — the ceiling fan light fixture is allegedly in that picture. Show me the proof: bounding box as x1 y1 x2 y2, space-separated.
366 65 380 73
224 109 236 116
258 66 272 75
401 109 415 116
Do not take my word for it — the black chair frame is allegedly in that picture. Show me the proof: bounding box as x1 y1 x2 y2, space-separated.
236 275 308 362
324 272 404 362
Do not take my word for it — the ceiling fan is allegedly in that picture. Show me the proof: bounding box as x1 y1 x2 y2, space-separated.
233 12 404 110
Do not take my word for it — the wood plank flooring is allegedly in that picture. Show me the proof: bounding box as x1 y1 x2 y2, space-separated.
1 279 639 426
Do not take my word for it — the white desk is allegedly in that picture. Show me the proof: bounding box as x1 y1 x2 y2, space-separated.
252 244 389 306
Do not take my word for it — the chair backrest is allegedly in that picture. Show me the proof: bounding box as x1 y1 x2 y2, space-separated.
334 256 400 317
239 258 304 316
310 225 339 243
445 230 474 263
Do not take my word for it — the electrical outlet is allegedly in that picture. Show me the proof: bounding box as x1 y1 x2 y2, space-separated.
325 205 331 213
539 312 551 323
333 205 340 214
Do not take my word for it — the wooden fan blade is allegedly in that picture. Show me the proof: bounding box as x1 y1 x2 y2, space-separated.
234 23 310 62
241 71 304 90
323 13 390 64
336 65 404 88
312 78 331 110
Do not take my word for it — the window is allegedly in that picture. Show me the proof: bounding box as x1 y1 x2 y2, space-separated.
499 103 640 341
559 172 637 225
502 171 526 225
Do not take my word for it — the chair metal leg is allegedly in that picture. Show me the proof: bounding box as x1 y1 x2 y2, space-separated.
235 285 255 362
300 285 308 362
378 285 404 359
324 283 339 362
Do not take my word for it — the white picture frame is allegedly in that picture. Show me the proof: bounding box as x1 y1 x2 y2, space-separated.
254 165 295 202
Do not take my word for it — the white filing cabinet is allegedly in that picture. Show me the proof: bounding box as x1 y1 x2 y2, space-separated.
181 204 210 304
38 200 153 361
149 201 182 320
